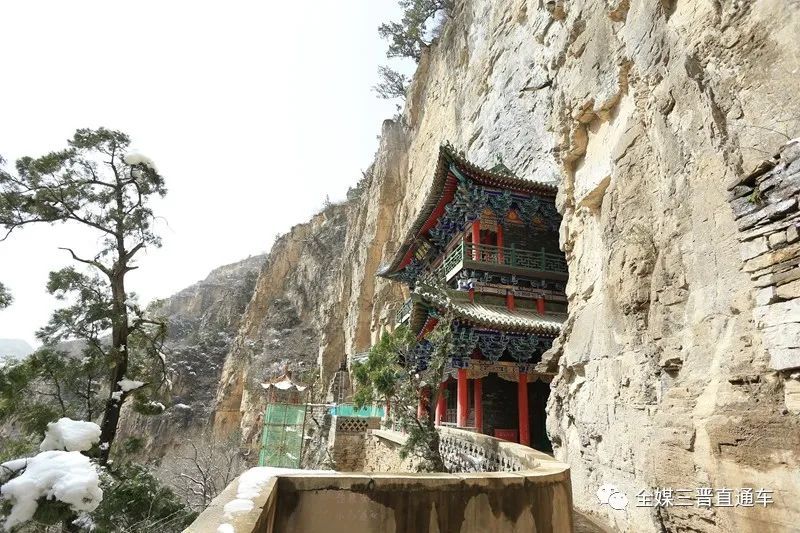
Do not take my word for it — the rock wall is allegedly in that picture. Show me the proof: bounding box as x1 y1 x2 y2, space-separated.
542 2 800 532
208 1 800 531
728 140 800 375
116 254 263 459
212 203 352 450
361 430 420 473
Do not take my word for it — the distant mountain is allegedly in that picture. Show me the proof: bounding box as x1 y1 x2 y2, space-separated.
0 338 34 363
116 253 267 459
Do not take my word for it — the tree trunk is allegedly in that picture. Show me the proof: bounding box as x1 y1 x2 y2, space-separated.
428 429 444 472
98 271 129 464
424 401 445 472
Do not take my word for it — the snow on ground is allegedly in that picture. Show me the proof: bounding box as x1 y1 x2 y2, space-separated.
0 451 102 530
174 403 191 410
39 418 101 452
117 378 145 392
216 524 234 533
261 377 306 391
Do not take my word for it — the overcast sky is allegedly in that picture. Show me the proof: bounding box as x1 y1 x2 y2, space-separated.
0 1 412 346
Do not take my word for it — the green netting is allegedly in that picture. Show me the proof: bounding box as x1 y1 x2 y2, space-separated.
264 404 306 425
258 404 305 468
329 404 384 417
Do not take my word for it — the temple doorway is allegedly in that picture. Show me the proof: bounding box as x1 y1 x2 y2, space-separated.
528 380 552 452
481 373 518 440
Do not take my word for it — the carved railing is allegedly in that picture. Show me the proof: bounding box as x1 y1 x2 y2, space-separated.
463 242 568 273
440 240 467 276
428 240 568 282
334 416 375 434
438 427 526 473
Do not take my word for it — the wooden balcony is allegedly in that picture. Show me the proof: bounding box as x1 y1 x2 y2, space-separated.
430 240 568 282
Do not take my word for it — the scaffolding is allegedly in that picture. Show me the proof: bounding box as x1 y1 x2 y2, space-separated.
257 372 309 468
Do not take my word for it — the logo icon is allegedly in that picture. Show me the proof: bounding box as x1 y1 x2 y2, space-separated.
596 483 629 510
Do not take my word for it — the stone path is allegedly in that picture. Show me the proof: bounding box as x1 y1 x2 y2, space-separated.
574 510 614 533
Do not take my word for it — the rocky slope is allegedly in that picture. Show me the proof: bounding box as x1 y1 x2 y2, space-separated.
209 1 800 531
116 254 264 458
211 194 409 452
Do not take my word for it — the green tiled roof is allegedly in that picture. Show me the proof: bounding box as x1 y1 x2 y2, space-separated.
378 143 558 278
412 287 564 335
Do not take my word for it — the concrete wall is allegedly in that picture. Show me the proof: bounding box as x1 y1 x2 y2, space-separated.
187 428 575 533
274 470 573 533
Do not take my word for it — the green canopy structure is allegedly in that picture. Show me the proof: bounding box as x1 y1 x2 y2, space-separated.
257 372 309 468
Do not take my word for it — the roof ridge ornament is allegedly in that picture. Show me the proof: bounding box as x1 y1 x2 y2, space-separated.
489 154 515 177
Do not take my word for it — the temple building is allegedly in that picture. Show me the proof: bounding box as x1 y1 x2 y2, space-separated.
377 144 567 451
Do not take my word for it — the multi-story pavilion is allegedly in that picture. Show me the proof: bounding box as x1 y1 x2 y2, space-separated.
378 144 568 450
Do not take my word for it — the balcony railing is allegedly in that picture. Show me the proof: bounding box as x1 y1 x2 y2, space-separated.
395 298 413 325
347 351 371 368
430 240 568 281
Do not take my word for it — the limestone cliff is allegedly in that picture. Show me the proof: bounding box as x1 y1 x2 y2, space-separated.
116 255 263 458
210 1 800 531
212 137 411 452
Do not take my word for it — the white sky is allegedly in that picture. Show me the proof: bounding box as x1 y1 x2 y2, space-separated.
0 1 413 346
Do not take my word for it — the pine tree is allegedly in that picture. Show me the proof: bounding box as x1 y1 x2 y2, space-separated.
378 0 453 62
352 289 454 472
0 158 13 310
373 66 410 100
0 128 168 464
0 282 10 309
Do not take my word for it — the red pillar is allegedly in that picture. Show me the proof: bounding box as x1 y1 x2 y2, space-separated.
471 220 481 260
435 381 446 425
506 291 516 311
518 372 530 446
474 378 483 432
537 296 545 314
457 369 468 428
497 223 504 263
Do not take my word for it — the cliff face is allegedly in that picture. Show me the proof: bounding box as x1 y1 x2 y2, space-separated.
209 1 800 531
211 125 415 450
116 255 263 457
539 2 800 532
